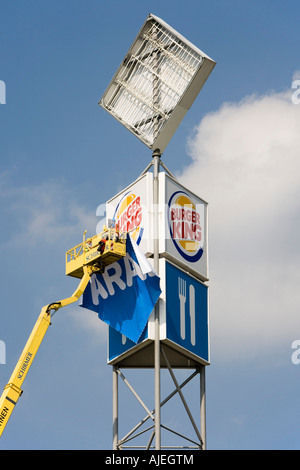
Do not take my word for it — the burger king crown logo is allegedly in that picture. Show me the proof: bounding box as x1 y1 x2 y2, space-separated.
113 191 144 245
168 191 204 262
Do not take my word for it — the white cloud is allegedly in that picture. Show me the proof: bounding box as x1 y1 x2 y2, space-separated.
292 70 300 81
0 175 104 335
0 176 97 248
178 87 300 362
65 305 107 345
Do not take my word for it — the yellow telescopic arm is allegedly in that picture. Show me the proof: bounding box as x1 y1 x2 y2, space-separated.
0 306 51 436
0 267 92 437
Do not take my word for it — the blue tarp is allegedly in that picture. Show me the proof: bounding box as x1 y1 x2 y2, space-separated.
80 235 161 343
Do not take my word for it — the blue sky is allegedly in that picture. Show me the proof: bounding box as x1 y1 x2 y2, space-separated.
1 0 300 450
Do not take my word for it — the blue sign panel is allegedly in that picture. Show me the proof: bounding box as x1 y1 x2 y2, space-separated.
108 260 209 365
165 262 209 363
108 324 148 363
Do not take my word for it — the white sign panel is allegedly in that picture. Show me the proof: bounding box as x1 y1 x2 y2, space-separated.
106 172 153 257
106 171 208 281
159 173 208 282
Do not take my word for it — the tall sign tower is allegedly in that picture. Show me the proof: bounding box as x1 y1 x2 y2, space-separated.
99 13 215 450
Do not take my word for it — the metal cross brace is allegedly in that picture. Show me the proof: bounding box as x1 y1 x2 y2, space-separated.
116 360 202 449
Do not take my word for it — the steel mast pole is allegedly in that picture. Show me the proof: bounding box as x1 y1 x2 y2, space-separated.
152 22 161 449
200 365 207 449
153 148 161 450
112 365 118 449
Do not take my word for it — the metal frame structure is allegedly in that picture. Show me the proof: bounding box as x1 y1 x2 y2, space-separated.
99 13 214 450
110 155 207 451
112 348 206 450
99 14 215 153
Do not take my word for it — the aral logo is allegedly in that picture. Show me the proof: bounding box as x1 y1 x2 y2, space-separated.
114 192 143 244
168 191 204 262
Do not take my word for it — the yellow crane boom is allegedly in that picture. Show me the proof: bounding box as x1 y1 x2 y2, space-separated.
0 226 126 437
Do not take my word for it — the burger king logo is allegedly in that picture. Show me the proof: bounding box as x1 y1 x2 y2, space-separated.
168 191 204 262
113 191 144 245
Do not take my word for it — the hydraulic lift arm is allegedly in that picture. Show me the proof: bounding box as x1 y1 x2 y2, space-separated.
0 266 92 437
0 225 126 437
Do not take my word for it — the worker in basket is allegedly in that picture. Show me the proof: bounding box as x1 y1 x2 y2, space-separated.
84 239 93 252
97 224 109 255
98 238 107 254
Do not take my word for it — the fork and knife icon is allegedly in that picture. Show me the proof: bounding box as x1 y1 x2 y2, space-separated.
178 277 196 345
121 276 196 346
